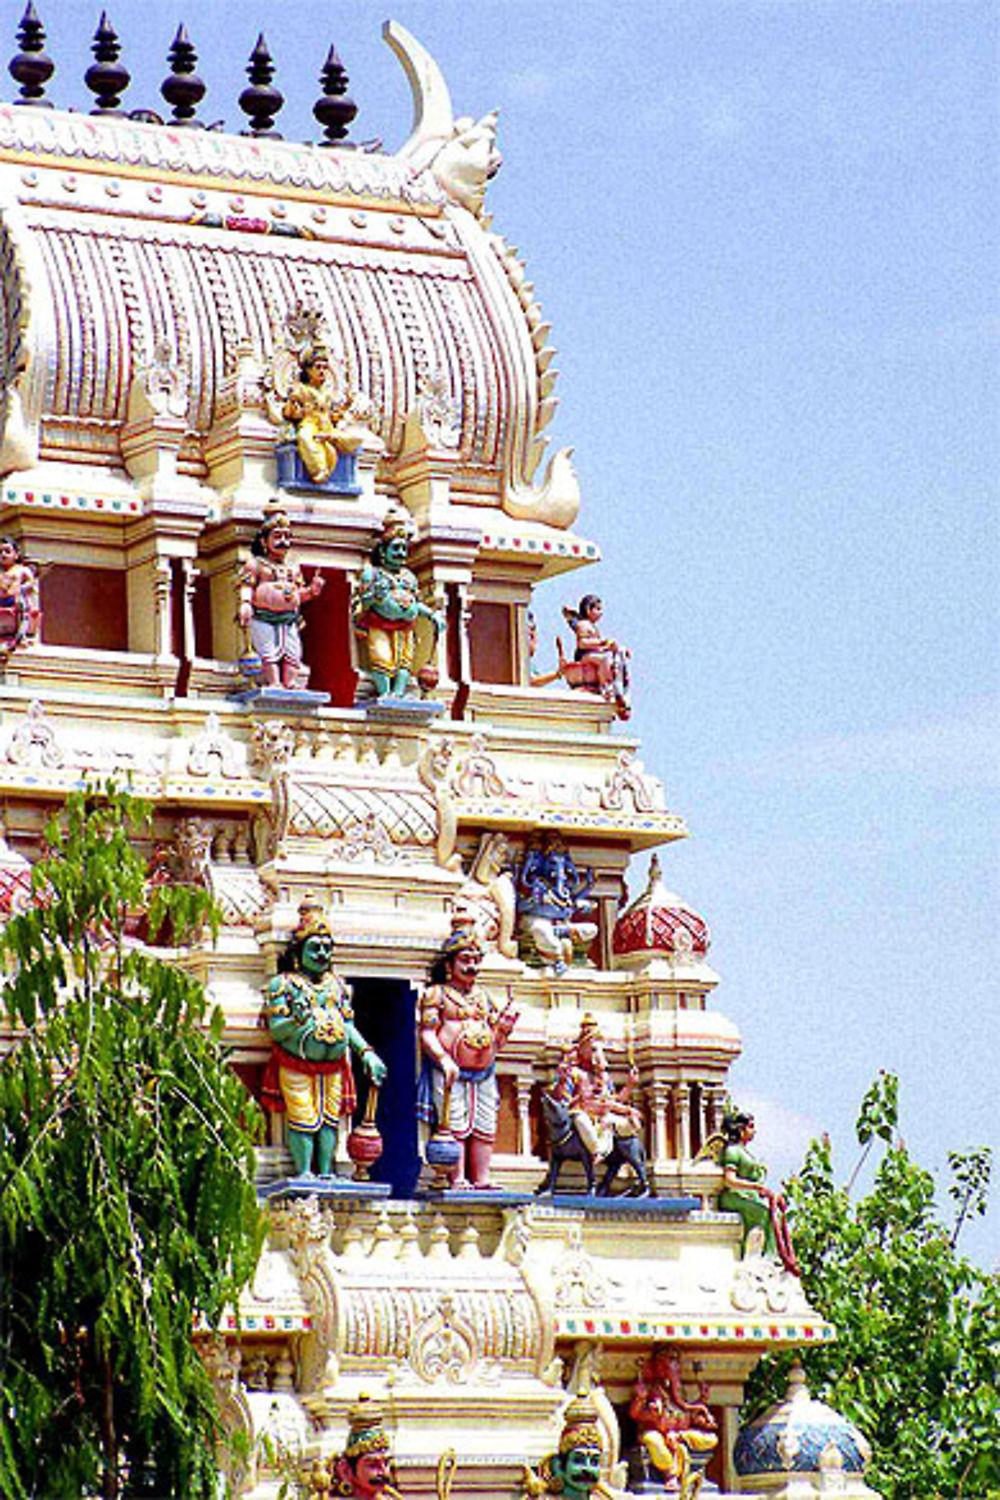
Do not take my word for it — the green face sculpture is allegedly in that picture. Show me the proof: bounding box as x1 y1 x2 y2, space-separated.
300 932 334 978
382 535 410 571
554 1443 602 1496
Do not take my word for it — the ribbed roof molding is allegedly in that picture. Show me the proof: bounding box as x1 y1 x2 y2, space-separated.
0 23 569 519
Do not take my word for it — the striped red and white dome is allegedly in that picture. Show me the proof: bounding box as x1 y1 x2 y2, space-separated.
613 855 711 958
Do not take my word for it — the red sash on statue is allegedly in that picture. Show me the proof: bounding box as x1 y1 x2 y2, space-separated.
261 1043 357 1117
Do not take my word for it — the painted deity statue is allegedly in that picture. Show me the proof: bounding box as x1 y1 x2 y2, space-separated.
522 1394 615 1499
629 1347 718 1499
0 535 40 657
261 901 386 1179
353 512 444 699
543 1013 649 1197
417 926 517 1189
523 596 632 719
302 1396 456 1500
517 833 597 974
711 1110 800 1276
329 1396 402 1498
282 344 363 486
237 510 325 689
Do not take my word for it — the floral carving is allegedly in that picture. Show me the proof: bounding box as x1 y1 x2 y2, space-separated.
409 1295 479 1384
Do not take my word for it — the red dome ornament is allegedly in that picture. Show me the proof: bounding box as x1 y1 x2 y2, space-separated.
613 855 711 960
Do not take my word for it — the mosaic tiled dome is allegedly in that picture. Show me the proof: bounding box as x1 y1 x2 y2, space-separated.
612 854 710 958
734 1365 871 1477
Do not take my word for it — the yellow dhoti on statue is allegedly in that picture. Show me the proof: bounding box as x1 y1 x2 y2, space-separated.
364 621 416 676
278 1061 346 1133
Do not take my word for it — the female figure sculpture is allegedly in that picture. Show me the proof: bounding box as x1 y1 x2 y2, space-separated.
714 1111 800 1275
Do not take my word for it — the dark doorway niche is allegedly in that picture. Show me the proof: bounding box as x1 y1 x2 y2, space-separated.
349 976 421 1197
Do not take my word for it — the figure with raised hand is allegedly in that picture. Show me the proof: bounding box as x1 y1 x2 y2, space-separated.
537 1013 649 1198
417 924 517 1190
237 509 324 689
353 510 444 699
261 899 386 1179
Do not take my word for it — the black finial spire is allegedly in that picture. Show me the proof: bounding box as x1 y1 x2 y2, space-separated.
9 2 54 108
313 44 357 147
238 34 283 139
84 12 130 116
160 24 205 127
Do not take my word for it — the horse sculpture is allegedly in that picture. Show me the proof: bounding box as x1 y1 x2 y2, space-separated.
536 1092 650 1198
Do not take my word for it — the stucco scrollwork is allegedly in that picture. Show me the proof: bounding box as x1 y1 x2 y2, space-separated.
409 1294 479 1385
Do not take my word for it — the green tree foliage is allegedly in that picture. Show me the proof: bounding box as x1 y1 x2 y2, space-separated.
0 784 265 1499
746 1073 999 1499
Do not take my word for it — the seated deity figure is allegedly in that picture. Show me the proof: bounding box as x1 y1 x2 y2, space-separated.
629 1347 718 1499
0 535 40 657
260 899 386 1179
522 1394 614 1499
516 832 597 974
554 1014 646 1175
282 343 362 486
237 509 325 689
557 595 631 720
353 511 445 699
417 925 517 1189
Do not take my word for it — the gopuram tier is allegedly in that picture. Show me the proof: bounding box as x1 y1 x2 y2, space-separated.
0 19 879 1500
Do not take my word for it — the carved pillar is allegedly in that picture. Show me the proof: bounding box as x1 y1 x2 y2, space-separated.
649 1082 670 1162
673 1082 691 1163
454 582 472 686
705 1083 724 1136
514 1075 533 1158
153 556 172 658
179 557 198 662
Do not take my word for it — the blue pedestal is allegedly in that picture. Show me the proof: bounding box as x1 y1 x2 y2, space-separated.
359 695 444 724
232 685 330 712
275 440 361 496
258 1176 392 1203
537 1193 702 1216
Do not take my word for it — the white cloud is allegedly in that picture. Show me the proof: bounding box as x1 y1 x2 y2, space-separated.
733 1089 823 1186
737 699 1000 790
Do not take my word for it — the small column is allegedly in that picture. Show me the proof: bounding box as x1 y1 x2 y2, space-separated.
515 1075 533 1159
648 1081 670 1163
673 1081 692 1163
153 557 172 658
180 558 198 661
705 1083 724 1136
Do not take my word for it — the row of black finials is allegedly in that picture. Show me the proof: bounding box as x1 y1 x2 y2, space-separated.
6 2 359 143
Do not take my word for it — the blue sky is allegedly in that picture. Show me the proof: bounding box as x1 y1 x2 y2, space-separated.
42 1 999 1262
